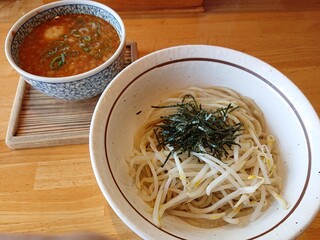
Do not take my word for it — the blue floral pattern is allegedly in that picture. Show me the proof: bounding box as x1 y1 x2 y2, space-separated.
10 3 125 100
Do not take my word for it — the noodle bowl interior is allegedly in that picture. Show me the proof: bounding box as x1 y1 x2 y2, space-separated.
128 86 288 228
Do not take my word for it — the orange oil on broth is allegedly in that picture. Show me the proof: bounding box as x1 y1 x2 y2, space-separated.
18 14 120 77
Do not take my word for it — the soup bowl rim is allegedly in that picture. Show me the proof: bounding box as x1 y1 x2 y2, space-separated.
4 0 126 83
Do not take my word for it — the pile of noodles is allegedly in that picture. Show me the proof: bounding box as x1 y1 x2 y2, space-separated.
128 86 288 228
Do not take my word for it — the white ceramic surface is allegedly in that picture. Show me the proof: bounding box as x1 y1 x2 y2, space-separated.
89 45 320 240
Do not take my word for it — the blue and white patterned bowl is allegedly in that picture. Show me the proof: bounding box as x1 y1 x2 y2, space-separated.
5 0 126 100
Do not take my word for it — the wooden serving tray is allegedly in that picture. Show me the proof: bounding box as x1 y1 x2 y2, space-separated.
42 0 204 14
6 42 138 149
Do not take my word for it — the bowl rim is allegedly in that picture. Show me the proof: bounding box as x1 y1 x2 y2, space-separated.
4 0 126 83
89 45 320 240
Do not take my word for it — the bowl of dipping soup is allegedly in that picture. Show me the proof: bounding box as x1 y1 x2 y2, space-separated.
5 0 126 100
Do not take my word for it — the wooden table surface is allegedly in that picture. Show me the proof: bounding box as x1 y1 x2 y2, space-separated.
1 0 320 239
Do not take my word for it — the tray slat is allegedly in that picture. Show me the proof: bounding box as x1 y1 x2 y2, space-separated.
6 42 138 149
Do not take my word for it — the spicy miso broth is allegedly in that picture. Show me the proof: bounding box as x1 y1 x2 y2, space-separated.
18 14 120 77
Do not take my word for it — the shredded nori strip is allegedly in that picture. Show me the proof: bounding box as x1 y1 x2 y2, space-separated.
152 94 243 167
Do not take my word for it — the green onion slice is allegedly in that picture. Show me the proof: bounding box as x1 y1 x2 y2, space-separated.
50 53 66 70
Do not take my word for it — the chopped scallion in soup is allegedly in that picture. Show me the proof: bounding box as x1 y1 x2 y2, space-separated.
18 14 120 77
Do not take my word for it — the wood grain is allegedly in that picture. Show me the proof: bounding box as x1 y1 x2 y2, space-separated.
42 0 204 14
0 0 320 239
5 43 138 149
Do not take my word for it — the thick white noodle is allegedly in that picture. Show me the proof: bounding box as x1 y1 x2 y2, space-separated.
128 86 287 228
